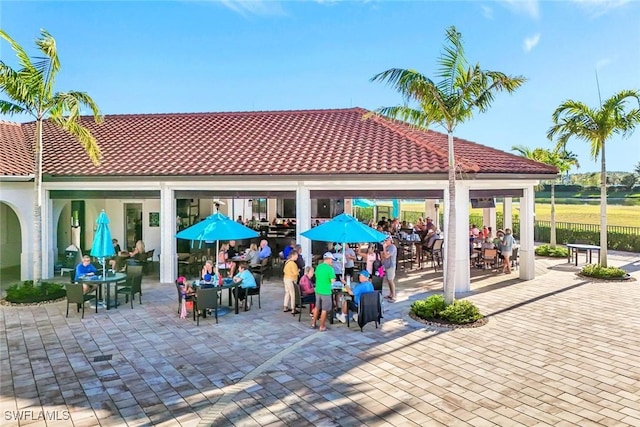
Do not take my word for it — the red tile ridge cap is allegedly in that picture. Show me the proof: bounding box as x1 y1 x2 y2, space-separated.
85 107 366 120
362 112 480 173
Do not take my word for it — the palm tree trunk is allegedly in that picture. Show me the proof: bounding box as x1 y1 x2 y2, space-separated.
550 182 556 248
444 131 456 304
34 119 43 284
600 141 608 267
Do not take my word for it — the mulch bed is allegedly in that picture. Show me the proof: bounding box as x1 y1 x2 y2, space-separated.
0 297 66 307
408 311 489 329
575 273 636 283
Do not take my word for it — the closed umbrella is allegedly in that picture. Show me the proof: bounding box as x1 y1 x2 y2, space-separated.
176 212 259 271
90 210 116 278
301 213 387 278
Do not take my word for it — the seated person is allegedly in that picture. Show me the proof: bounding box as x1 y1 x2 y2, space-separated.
246 243 260 267
75 255 98 294
232 262 257 310
217 243 231 270
227 240 239 276
481 238 496 269
202 260 214 280
200 269 220 288
258 239 272 261
299 266 316 314
336 270 374 324
176 276 194 297
129 240 146 259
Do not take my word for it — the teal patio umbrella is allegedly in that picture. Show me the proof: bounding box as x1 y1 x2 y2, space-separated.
301 213 387 278
176 212 259 266
90 210 116 277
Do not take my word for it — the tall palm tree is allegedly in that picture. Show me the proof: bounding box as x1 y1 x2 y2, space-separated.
511 146 579 248
371 26 526 303
0 29 103 283
548 90 640 267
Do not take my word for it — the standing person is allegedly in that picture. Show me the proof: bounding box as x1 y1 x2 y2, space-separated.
501 228 516 274
361 245 378 275
282 251 300 313
343 244 356 280
381 236 397 302
311 252 337 332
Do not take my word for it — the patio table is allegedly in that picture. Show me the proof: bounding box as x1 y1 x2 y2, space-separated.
76 272 127 310
566 243 600 266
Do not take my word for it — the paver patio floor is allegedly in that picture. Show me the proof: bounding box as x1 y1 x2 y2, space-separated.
1 252 639 426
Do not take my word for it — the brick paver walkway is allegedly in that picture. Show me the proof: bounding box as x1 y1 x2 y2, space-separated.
1 251 639 426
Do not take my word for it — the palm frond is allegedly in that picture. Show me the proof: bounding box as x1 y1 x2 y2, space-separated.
0 99 27 115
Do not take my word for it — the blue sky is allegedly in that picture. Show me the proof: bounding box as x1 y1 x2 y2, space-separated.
2 0 639 173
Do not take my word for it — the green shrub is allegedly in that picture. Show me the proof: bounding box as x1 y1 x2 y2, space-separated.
535 245 569 257
411 295 446 319
440 300 483 324
411 295 483 325
4 281 66 304
580 264 627 278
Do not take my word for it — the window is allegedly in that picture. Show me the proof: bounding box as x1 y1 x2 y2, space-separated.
251 198 267 221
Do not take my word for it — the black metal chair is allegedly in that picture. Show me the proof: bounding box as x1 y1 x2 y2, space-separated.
294 282 315 322
246 272 262 309
193 287 220 325
65 282 98 319
115 265 143 308
356 291 382 332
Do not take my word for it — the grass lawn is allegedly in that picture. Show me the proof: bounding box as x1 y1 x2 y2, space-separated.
398 201 639 228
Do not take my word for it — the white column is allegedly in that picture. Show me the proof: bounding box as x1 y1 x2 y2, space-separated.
42 191 54 279
267 198 277 222
519 186 535 280
295 185 311 267
503 197 513 231
345 199 353 216
442 190 450 287
160 185 176 284
454 182 471 293
424 200 436 222
483 207 496 232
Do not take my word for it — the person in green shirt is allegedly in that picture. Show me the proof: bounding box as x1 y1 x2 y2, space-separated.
312 252 337 332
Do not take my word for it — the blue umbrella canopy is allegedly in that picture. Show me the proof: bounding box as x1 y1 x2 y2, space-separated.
90 210 116 259
176 212 259 242
353 198 376 208
301 213 387 244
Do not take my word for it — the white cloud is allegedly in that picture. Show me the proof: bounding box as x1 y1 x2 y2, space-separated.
523 33 541 52
502 0 540 19
570 0 629 17
482 5 494 19
219 0 285 16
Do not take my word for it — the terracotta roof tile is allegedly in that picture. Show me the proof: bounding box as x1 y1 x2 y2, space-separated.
0 121 33 176
7 107 557 178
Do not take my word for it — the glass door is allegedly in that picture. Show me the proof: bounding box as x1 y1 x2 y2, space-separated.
124 203 143 251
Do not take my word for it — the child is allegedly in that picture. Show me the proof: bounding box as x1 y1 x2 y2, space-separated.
177 276 194 297
481 237 495 270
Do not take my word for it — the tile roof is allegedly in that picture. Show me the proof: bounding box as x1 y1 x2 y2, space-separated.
4 107 557 178
0 121 33 176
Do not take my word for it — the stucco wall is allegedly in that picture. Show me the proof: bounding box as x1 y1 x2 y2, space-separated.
0 202 21 267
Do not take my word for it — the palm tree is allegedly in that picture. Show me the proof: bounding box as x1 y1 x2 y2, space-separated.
0 29 103 283
371 26 526 303
548 90 640 267
511 146 579 248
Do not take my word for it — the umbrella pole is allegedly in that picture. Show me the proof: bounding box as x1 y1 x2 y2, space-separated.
343 241 347 283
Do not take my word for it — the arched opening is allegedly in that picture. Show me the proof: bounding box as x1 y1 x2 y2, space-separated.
0 202 22 285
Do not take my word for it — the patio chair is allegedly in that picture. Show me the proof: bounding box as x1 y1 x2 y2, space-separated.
246 272 262 309
194 287 220 325
482 248 498 270
294 282 315 322
511 247 519 270
65 283 98 319
356 291 382 332
115 265 143 308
